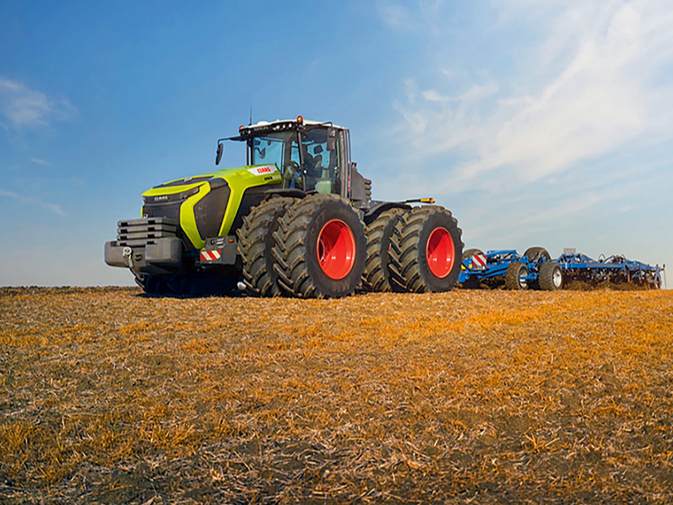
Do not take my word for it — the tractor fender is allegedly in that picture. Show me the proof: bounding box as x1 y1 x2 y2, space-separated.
364 202 411 225
264 188 308 199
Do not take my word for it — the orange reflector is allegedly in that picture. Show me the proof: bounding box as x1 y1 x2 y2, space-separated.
228 238 234 243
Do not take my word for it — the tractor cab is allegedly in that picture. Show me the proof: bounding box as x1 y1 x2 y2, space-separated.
218 116 371 206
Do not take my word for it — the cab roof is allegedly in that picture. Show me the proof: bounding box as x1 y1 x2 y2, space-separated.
237 117 345 138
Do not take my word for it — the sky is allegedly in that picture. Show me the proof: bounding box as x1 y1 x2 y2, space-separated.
1 0 671 287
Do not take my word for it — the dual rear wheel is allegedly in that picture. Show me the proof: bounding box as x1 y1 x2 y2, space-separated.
386 207 463 293
505 259 563 291
240 196 463 298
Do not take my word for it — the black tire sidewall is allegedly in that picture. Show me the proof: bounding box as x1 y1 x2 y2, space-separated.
304 199 367 297
263 200 293 287
415 211 463 292
506 262 529 290
379 211 404 286
540 261 562 290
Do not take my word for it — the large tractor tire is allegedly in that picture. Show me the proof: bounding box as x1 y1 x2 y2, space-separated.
505 262 529 290
362 208 406 292
538 261 563 291
389 206 463 293
237 196 296 297
272 194 367 298
134 273 170 296
139 272 237 297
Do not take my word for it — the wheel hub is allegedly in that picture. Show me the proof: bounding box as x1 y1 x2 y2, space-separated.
317 219 356 280
426 227 455 279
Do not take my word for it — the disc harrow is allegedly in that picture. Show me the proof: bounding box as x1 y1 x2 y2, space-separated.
459 247 665 290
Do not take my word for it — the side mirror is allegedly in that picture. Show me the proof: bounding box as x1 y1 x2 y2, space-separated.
327 128 337 151
215 143 224 165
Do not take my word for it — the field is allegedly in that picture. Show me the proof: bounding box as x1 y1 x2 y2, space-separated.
1 287 672 504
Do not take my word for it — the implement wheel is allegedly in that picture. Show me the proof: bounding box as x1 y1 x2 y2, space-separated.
389 206 463 293
272 194 366 298
362 208 406 292
237 196 296 296
538 261 563 291
505 262 529 290
523 246 551 264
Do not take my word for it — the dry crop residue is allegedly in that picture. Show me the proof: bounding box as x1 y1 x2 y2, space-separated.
1 287 672 504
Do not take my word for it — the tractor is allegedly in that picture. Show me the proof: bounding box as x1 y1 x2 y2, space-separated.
105 116 463 298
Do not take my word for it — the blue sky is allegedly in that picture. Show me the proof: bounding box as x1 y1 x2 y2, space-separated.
1 0 671 287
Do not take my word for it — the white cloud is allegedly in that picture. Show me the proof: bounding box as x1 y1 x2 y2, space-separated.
0 76 75 129
391 0 673 194
30 158 51 166
0 189 66 217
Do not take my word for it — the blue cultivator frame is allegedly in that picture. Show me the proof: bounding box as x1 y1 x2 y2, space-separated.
557 249 664 289
459 250 526 283
459 247 665 290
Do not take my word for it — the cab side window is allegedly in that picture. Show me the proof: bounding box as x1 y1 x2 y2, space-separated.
303 129 339 194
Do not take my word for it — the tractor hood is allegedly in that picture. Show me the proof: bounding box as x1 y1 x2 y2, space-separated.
141 164 282 249
142 163 281 201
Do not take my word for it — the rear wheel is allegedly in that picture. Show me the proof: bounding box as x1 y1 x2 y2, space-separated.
272 194 366 298
505 262 529 290
538 261 563 291
389 206 463 293
237 196 296 296
362 208 406 292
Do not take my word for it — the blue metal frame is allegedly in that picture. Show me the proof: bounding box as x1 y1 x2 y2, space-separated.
459 249 664 289
557 252 663 287
459 249 540 284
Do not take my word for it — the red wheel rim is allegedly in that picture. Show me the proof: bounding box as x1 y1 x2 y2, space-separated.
426 227 455 279
317 219 356 280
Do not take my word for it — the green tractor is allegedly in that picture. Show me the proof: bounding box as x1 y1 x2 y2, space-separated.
105 116 463 297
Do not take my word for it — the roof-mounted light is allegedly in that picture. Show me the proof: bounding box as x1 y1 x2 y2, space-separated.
296 115 304 125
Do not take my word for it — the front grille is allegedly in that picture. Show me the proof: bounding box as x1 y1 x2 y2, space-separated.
194 185 231 240
116 217 179 248
142 200 182 223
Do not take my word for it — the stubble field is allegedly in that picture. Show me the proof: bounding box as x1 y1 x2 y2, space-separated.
1 287 672 504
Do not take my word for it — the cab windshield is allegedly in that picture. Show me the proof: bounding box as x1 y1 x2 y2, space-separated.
249 127 340 193
251 131 299 172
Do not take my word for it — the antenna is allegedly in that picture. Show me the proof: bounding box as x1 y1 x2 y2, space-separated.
249 106 252 126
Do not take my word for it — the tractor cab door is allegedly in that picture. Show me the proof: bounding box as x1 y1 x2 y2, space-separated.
299 127 351 197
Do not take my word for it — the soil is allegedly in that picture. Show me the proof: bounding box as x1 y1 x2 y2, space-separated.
1 287 672 504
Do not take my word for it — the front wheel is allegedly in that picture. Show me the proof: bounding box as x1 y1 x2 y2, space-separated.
505 262 529 290
237 196 296 297
272 194 367 298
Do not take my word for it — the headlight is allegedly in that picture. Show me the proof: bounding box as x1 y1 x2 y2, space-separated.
143 185 202 204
